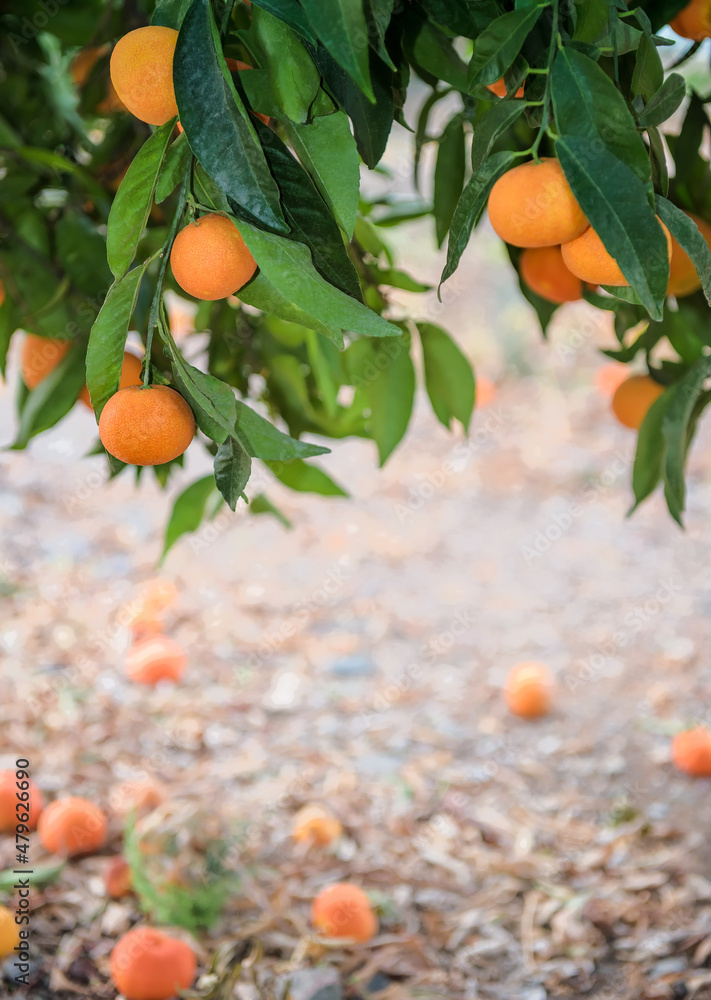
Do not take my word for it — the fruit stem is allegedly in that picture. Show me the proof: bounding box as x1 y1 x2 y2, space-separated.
530 0 559 162
143 155 193 386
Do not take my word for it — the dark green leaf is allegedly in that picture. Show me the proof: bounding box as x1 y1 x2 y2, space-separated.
152 0 194 27
441 150 515 285
0 299 15 378
648 126 669 197
214 435 251 510
418 322 475 431
631 32 663 100
364 0 396 68
234 218 402 344
656 195 711 306
636 73 686 128
249 492 293 527
173 0 287 233
419 0 488 34
410 20 468 91
249 0 317 41
373 266 431 292
414 87 451 188
573 0 610 42
155 133 191 203
303 0 374 101
86 263 149 418
13 342 85 448
345 333 415 465
283 112 360 237
55 213 112 295
467 7 543 89
311 44 394 168
662 357 711 524
670 93 707 185
470 100 526 173
234 399 330 459
251 118 362 299
556 137 668 319
164 339 236 444
251 6 320 122
551 46 650 185
631 390 671 512
107 120 174 280
161 475 218 560
434 116 466 247
266 458 348 495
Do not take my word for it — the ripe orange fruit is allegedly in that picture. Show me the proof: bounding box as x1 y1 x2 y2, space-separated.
110 926 197 1000
79 351 143 409
38 797 108 857
488 158 588 248
170 214 257 300
105 856 133 899
671 726 711 776
671 0 711 38
99 384 195 466
595 363 629 398
668 212 711 297
520 245 583 303
110 26 179 126
0 906 20 958
475 376 497 408
20 334 71 390
562 218 672 286
109 779 167 818
0 770 44 832
125 635 187 685
71 44 110 87
611 374 665 430
487 77 525 98
292 804 343 846
504 662 554 719
312 883 377 943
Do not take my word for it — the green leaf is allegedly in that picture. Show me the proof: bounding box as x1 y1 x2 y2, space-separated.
55 213 112 295
107 120 174 280
249 492 293 528
662 357 711 525
556 137 668 320
656 196 711 307
13 342 86 448
418 322 475 431
251 118 362 299
234 218 402 345
155 133 191 203
214 435 251 510
303 0 374 101
648 125 669 198
266 458 348 495
410 20 468 91
373 266 431 292
238 272 341 341
251 5 320 122
419 0 487 34
283 112 360 237
345 333 415 465
441 150 515 285
0 299 15 378
467 7 543 90
630 390 672 512
249 0 317 42
152 0 194 27
164 339 236 444
311 45 394 168
162 475 218 560
551 46 650 185
573 0 610 41
636 73 686 128
173 0 287 233
434 116 466 248
470 100 526 173
364 0 396 68
414 87 452 188
86 263 149 418
235 399 329 459
631 32 663 101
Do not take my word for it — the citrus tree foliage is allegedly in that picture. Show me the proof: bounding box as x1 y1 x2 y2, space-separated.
0 0 708 549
